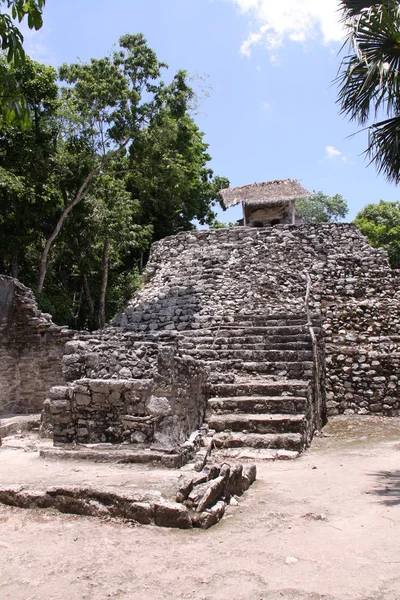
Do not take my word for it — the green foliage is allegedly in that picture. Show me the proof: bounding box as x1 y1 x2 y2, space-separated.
354 200 400 268
127 68 229 240
0 37 228 329
339 1 394 16
296 191 349 223
337 1 400 182
210 220 237 229
0 58 61 278
0 0 45 126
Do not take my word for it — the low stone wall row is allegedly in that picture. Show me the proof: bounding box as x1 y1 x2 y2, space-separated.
0 463 256 529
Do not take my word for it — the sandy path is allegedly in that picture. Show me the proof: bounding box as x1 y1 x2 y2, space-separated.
1 416 400 600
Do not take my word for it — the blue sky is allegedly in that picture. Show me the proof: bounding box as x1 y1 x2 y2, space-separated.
22 0 399 223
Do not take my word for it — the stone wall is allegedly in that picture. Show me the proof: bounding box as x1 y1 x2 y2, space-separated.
0 276 73 414
45 344 209 447
308 243 400 416
113 227 317 332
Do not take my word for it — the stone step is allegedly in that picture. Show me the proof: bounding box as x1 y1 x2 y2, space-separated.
227 312 311 321
180 337 312 350
183 349 313 362
208 413 306 435
0 414 41 438
208 396 307 414
212 380 310 398
212 431 304 451
220 318 321 328
185 325 319 337
211 448 300 461
224 318 307 327
205 360 314 377
40 447 184 468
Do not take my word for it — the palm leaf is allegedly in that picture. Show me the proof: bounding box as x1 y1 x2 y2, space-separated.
367 115 400 182
337 1 400 182
337 3 400 121
340 1 398 17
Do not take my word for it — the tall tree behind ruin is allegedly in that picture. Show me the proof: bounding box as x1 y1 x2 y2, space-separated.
0 39 228 328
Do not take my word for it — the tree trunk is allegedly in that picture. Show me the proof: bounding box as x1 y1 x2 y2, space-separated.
36 139 129 294
73 286 83 330
98 240 109 330
37 168 99 294
82 272 95 330
10 248 18 279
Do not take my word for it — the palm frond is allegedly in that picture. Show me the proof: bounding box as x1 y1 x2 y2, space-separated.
336 54 383 123
366 115 400 182
337 3 400 121
340 0 397 18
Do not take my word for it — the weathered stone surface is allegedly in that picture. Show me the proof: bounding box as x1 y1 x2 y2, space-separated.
242 465 257 491
191 500 226 529
176 472 208 503
196 476 226 512
0 276 73 414
153 500 193 529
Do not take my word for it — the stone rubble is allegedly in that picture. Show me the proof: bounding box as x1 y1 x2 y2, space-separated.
0 461 257 530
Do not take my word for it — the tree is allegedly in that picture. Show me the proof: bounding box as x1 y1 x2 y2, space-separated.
354 200 400 268
0 44 228 328
0 57 60 279
0 0 46 125
127 70 229 241
37 33 167 293
337 1 400 182
85 173 152 328
296 191 349 223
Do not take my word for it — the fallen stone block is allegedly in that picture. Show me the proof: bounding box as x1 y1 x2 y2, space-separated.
192 500 226 529
197 475 226 512
153 500 193 529
242 464 257 492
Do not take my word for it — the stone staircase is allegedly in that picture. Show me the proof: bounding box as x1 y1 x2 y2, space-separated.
181 312 320 458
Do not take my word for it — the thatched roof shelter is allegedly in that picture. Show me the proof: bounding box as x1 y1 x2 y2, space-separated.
220 179 311 209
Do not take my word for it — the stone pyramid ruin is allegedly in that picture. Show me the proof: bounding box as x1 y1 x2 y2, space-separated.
2 222 400 464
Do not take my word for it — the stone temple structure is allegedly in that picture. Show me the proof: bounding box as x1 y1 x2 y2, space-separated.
1 186 400 462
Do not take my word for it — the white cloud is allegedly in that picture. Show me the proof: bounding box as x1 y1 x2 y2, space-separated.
261 101 271 111
18 20 55 65
240 31 263 57
323 146 355 165
227 0 345 59
342 155 356 166
326 145 342 159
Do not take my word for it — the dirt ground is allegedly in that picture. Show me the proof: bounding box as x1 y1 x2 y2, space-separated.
1 415 400 600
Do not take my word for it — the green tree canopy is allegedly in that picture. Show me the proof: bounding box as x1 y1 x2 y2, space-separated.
0 0 45 125
127 70 228 240
0 57 60 279
296 191 349 223
354 200 400 268
0 39 228 329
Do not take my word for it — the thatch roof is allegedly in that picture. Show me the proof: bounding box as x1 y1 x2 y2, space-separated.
220 179 311 209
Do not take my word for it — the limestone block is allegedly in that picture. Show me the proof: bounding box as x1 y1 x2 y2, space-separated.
146 395 172 417
75 394 91 407
153 501 192 529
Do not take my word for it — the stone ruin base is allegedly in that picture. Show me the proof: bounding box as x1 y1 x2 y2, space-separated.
0 462 256 530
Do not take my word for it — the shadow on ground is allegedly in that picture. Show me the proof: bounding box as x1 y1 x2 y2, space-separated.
367 470 400 506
